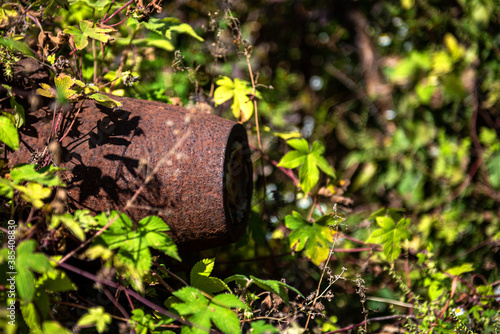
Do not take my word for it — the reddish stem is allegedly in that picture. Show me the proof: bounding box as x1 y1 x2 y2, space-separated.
102 0 134 25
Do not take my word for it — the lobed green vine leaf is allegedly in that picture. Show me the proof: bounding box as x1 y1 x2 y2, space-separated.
190 258 230 294
284 211 335 266
64 20 114 50
0 112 19 150
76 307 112 333
214 76 261 122
171 286 246 334
95 212 180 278
366 216 411 262
278 138 335 194
15 240 54 302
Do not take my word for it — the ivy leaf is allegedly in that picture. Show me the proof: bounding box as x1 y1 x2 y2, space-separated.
37 74 79 102
10 164 64 187
366 216 411 262
9 95 25 128
166 22 204 42
50 213 86 241
69 0 115 11
287 138 309 153
224 274 303 304
77 307 112 333
41 321 73 334
18 183 52 208
55 74 78 101
89 93 122 108
214 76 234 105
142 17 204 42
214 76 260 122
446 263 474 276
130 309 156 334
15 240 54 302
64 20 114 50
0 112 19 150
96 212 180 277
171 287 244 334
278 139 335 194
36 270 77 292
251 320 279 334
285 211 334 266
190 258 230 294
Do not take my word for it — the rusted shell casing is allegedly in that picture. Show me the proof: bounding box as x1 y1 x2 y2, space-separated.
11 96 253 251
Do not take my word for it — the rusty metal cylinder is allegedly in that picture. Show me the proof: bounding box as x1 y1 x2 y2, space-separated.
10 96 253 251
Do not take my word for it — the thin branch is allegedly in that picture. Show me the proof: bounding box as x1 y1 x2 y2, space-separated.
102 0 134 25
365 296 414 308
57 262 199 329
326 314 417 333
102 287 130 320
57 213 119 265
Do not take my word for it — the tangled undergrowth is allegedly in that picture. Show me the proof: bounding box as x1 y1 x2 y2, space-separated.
1 0 500 333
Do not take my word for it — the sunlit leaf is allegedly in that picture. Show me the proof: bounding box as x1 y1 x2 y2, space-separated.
0 112 19 150
77 307 112 333
285 211 334 266
190 258 230 294
366 216 411 261
15 240 53 302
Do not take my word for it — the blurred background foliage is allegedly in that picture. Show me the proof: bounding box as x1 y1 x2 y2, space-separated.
1 0 500 332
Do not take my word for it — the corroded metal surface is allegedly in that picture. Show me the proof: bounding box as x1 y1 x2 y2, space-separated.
10 96 253 251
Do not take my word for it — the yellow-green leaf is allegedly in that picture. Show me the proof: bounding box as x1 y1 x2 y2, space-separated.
89 93 122 108
0 112 19 150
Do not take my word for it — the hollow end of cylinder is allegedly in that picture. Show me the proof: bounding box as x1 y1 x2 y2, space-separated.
223 123 253 243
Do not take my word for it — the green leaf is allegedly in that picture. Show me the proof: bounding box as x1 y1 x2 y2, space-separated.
64 20 113 50
166 23 204 42
251 320 279 334
366 216 411 262
42 321 73 334
278 139 335 193
299 154 320 194
36 270 77 292
15 240 53 302
312 154 335 178
10 164 64 187
96 212 179 280
212 293 247 309
77 307 112 333
55 74 77 100
190 258 230 294
214 77 258 122
18 183 52 208
250 276 303 304
51 214 86 241
172 287 243 334
214 76 235 105
0 112 19 150
89 93 122 108
10 96 25 128
486 152 500 189
69 0 115 10
131 37 175 51
277 150 306 169
285 211 334 266
130 309 156 334
0 178 14 198
287 138 309 154
446 263 475 276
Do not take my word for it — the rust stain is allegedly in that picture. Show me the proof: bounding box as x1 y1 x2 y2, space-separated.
10 96 253 251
